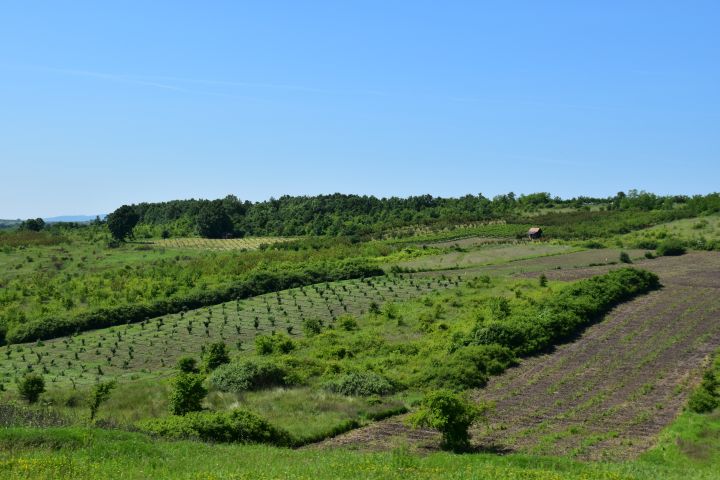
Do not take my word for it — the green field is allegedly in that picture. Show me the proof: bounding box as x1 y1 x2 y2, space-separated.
2 197 720 479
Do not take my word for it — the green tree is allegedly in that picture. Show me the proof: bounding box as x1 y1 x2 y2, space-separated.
19 218 45 231
177 356 200 373
89 380 116 420
169 373 207 415
17 374 45 404
106 205 139 241
197 201 233 238
202 342 230 372
410 389 488 451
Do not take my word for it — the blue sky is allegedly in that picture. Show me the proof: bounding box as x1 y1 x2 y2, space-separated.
1 1 718 218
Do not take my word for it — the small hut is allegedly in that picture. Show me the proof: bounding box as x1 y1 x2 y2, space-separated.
528 227 543 240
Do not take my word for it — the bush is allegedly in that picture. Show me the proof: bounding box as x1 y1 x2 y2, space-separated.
688 369 719 414
169 373 207 415
17 374 45 404
302 318 323 336
421 345 516 390
209 359 289 392
634 239 658 250
89 380 116 421
324 371 395 396
657 238 686 256
688 389 718 414
202 342 230 372
177 356 199 373
254 334 295 355
410 389 488 451
337 315 359 331
137 409 291 446
619 251 632 264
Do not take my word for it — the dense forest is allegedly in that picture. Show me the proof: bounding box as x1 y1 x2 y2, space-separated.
110 191 719 238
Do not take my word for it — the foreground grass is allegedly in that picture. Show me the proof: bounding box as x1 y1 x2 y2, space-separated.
1 409 720 480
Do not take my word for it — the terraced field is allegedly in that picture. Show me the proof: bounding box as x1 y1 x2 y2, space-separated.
0 274 457 390
391 242 575 271
317 252 720 459
151 236 290 250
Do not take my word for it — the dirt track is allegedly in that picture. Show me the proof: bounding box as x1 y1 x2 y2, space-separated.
316 252 720 459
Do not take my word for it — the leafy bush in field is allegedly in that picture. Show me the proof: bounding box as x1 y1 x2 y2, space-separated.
202 342 230 372
302 318 323 337
657 238 686 256
410 389 488 451
177 357 199 373
254 334 295 355
17 374 45 404
209 359 289 392
89 380 116 421
4 258 382 344
337 315 359 331
619 251 632 264
421 345 516 390
634 239 658 250
169 373 207 415
688 369 719 414
137 409 291 446
324 371 395 396
469 268 659 356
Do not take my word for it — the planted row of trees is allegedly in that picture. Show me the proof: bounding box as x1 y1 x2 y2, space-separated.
3 259 383 345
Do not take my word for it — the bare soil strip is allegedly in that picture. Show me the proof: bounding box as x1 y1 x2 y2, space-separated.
316 252 720 459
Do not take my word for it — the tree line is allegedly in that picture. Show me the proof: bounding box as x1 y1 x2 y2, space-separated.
103 191 720 240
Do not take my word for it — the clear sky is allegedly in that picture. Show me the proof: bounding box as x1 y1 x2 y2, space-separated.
1 1 718 218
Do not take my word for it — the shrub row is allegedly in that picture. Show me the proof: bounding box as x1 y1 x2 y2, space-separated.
323 371 396 396
469 268 660 356
209 359 290 393
137 409 292 446
4 258 383 345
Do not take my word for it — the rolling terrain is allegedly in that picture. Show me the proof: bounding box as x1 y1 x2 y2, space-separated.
315 253 720 460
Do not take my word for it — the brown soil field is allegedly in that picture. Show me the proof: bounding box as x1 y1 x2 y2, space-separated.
316 252 720 459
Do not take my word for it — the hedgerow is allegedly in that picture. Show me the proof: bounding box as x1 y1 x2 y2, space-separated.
323 371 396 396
208 359 290 393
468 268 660 355
137 409 292 446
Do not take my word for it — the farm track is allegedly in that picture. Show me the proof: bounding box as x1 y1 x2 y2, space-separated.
316 252 720 459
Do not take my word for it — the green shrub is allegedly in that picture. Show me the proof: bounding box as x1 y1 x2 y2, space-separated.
177 356 199 373
619 251 632 264
688 389 718 413
254 334 295 355
209 359 289 392
324 371 395 396
337 315 359 331
202 342 230 372
89 380 116 421
169 373 207 415
17 374 45 404
421 345 515 390
688 369 719 413
657 238 686 256
137 409 291 446
635 239 658 250
302 318 323 336
410 389 488 451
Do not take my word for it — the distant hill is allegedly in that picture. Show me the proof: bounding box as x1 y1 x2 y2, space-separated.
44 215 106 223
0 219 22 229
